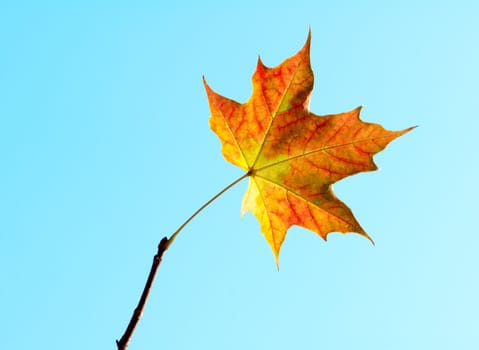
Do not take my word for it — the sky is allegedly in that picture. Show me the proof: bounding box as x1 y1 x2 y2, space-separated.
1 1 478 349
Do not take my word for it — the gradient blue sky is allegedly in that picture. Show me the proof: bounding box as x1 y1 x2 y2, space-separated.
1 1 478 349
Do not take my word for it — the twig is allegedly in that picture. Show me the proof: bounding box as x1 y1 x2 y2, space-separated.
116 237 169 350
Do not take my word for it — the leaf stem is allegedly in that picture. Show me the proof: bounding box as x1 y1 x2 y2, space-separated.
116 172 250 350
166 171 250 249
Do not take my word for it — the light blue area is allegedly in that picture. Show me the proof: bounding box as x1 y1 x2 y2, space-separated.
1 1 478 349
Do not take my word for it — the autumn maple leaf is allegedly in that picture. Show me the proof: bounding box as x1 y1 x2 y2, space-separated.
203 31 414 264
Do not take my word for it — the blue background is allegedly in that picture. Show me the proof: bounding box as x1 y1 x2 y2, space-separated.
1 1 478 349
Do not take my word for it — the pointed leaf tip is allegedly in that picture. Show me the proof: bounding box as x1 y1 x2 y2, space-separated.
202 75 209 88
256 55 266 71
301 28 312 54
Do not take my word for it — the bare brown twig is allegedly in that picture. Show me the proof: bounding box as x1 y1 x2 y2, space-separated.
116 237 169 350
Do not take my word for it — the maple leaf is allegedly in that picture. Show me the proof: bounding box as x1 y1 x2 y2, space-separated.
203 31 414 264
116 32 415 350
